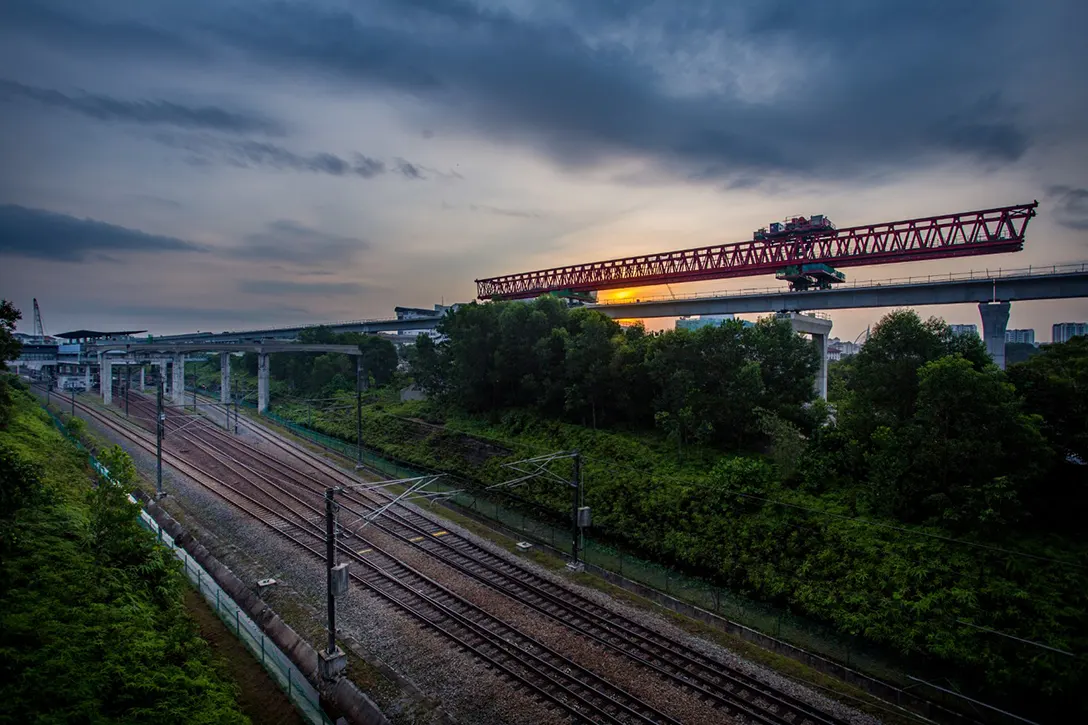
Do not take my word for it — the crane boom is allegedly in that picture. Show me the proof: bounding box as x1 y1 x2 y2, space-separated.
32 298 45 338
475 201 1039 300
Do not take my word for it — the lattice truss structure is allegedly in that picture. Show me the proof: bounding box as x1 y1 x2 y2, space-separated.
476 202 1039 300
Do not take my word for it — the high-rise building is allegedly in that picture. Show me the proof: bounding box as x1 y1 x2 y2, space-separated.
1052 322 1088 344
949 323 979 337
676 314 742 331
1005 329 1035 345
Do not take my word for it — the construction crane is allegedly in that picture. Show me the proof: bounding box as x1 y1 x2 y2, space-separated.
475 201 1039 301
32 298 46 338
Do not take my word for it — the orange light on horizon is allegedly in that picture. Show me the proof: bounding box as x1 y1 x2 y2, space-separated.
599 288 638 302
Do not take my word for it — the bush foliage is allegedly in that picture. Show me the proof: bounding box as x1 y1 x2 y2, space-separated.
273 304 1088 717
0 390 250 724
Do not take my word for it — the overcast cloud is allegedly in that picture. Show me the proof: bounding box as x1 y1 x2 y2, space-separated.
0 0 1086 337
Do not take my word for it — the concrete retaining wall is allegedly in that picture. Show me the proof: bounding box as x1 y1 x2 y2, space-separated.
147 501 389 725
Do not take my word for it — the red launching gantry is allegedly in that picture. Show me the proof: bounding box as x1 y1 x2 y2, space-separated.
475 202 1039 301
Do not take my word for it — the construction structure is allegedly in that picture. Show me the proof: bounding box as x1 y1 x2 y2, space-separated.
475 202 1039 300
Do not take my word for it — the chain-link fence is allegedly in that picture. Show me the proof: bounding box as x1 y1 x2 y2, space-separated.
39 403 332 725
147 518 332 725
259 408 951 701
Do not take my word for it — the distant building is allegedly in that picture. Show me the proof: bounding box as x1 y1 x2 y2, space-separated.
675 314 749 331
827 337 860 361
1005 328 1035 345
394 304 457 341
949 323 979 337
1052 322 1088 344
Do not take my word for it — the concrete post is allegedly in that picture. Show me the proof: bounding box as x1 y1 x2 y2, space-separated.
84 364 91 391
257 352 270 414
220 354 231 404
102 360 113 405
979 301 1011 370
172 354 186 404
779 312 833 401
156 361 168 394
139 366 146 392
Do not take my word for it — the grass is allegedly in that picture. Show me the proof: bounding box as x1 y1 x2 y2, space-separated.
182 589 306 725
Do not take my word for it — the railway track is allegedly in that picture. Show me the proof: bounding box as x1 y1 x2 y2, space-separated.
179 394 849 725
183 393 853 725
45 387 679 725
62 385 859 724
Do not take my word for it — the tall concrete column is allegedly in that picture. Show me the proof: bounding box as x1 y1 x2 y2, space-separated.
779 312 833 401
815 331 829 401
102 360 113 405
257 352 270 414
83 364 91 391
220 353 231 404
139 366 145 391
172 354 186 404
979 301 1011 370
155 361 167 394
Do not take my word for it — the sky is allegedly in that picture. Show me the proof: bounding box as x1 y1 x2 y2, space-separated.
1 0 1086 341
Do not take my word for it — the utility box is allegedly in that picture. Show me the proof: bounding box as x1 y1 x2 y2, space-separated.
577 506 592 528
331 562 350 597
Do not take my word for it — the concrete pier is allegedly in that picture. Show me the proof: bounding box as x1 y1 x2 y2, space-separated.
778 312 834 400
139 366 145 392
979 301 1011 370
257 353 270 414
101 358 113 405
220 353 231 404
171 354 186 405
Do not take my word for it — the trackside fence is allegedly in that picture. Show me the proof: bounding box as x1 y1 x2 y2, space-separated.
257 407 1031 725
39 403 332 725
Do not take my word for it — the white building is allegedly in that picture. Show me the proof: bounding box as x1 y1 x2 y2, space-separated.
1005 328 1035 345
675 314 740 331
827 337 860 361
1052 322 1088 344
949 323 979 337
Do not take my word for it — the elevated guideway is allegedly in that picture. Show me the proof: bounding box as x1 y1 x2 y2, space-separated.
592 263 1088 369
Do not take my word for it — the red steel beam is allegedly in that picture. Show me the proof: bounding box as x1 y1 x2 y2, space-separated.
476 202 1039 300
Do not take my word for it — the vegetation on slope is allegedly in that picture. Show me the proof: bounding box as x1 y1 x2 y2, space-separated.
267 300 1087 719
0 384 250 724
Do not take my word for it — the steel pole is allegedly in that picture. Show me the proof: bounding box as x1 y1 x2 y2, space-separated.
355 357 363 466
156 380 164 497
571 451 581 565
325 488 337 655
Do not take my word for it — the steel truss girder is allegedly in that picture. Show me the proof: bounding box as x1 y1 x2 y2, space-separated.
475 202 1039 300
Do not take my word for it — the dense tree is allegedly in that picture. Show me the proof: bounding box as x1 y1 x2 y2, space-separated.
1008 336 1088 462
883 357 1049 531
408 299 817 451
0 300 23 427
842 310 989 433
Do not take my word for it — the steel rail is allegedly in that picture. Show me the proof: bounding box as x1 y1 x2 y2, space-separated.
65 393 672 725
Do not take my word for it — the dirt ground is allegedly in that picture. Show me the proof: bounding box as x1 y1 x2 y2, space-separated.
183 588 307 725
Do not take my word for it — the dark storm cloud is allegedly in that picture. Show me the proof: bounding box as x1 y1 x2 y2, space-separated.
156 134 423 180
1049 186 1088 231
0 78 284 135
235 220 369 265
0 204 207 261
5 1 1086 183
0 0 199 60
239 279 364 295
